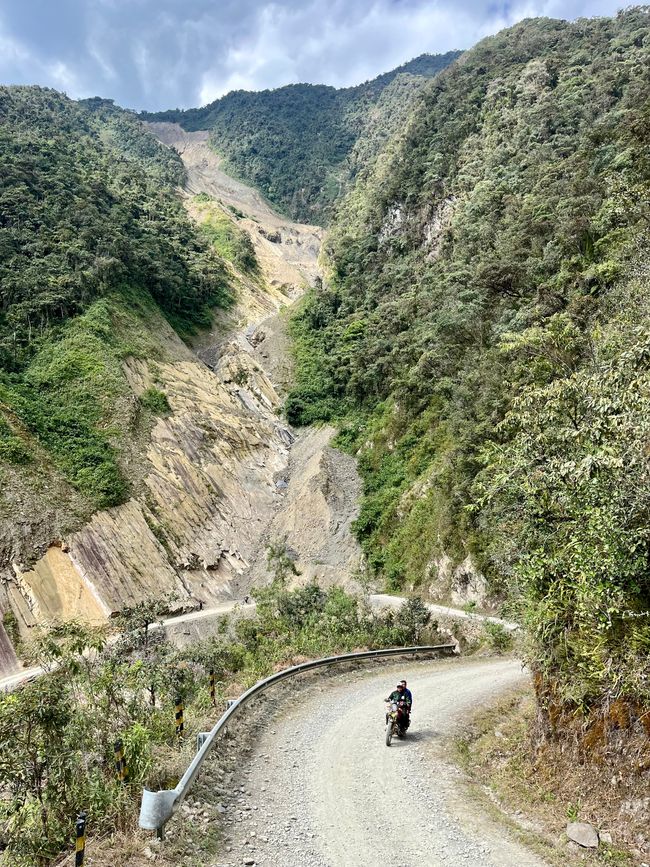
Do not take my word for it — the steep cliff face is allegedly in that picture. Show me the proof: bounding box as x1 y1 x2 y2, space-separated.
287 10 650 710
4 324 292 630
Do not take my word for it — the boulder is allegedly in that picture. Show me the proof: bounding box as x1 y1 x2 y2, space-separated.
566 821 599 848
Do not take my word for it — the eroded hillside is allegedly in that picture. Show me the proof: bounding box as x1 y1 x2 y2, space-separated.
0 101 366 675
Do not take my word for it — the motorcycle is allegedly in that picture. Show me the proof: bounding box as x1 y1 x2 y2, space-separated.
385 698 409 746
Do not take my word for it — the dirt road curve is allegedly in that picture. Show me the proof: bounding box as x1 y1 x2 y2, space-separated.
214 658 547 867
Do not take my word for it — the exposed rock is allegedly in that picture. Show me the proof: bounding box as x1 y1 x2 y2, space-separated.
427 554 453 598
450 556 489 607
427 553 488 608
0 121 366 663
248 426 363 590
5 341 293 636
147 123 321 286
378 204 404 245
566 821 599 848
422 195 455 260
0 620 18 679
620 797 650 817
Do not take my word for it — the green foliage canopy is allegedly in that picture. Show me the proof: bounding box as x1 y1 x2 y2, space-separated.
144 52 461 223
0 87 232 508
288 9 650 706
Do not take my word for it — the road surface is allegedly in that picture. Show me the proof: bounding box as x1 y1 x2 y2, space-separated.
211 657 546 867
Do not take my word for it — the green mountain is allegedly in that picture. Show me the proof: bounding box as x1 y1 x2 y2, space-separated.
0 87 231 517
143 51 461 222
288 10 650 712
2 15 650 863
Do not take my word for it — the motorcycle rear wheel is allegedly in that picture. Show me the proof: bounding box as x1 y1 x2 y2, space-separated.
385 722 393 746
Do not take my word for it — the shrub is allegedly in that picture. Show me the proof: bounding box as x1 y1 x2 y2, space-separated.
0 433 30 464
395 598 432 644
482 622 514 654
139 387 171 415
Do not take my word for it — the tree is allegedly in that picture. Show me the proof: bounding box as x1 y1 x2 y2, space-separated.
265 538 301 588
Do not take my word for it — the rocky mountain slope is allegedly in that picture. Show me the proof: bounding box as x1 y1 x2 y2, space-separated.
0 95 364 675
288 9 650 720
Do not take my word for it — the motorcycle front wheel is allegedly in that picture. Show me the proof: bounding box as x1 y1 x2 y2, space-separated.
385 722 393 746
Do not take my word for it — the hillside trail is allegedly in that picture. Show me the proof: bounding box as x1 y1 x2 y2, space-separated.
189 657 548 867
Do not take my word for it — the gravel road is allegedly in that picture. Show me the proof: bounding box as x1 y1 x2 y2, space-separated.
210 657 548 867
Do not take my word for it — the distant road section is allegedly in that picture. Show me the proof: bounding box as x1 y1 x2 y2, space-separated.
0 595 517 691
369 593 520 632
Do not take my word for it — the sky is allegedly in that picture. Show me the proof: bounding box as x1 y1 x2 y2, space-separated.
0 0 625 111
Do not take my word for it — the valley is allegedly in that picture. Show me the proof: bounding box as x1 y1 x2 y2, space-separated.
0 11 649 864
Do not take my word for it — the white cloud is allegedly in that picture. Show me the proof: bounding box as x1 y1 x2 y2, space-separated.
0 0 629 109
87 39 118 82
0 31 30 65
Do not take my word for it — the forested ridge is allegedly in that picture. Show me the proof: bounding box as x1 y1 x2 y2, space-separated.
288 9 650 716
0 88 231 513
143 51 461 222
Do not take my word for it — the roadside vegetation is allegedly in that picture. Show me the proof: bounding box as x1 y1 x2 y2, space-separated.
457 690 647 864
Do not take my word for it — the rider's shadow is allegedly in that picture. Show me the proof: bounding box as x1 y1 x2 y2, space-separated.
405 726 438 742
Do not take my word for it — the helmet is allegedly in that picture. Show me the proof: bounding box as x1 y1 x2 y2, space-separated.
396 683 404 690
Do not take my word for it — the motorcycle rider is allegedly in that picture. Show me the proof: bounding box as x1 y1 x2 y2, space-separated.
385 682 411 730
400 679 413 708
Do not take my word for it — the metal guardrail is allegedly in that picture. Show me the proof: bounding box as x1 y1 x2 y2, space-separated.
139 643 456 836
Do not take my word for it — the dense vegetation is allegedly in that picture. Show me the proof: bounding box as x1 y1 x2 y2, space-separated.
193 193 260 275
143 52 461 222
288 10 650 711
0 586 436 865
0 88 231 510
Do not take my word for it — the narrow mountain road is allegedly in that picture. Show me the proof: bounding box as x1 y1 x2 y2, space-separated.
211 657 546 867
369 593 520 632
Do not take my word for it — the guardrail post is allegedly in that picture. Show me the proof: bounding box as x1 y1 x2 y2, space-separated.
175 697 184 739
75 811 87 865
114 738 128 784
197 731 211 751
209 669 216 706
